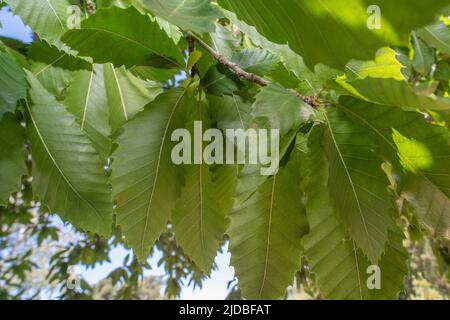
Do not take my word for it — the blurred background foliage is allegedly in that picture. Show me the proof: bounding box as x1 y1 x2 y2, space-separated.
0 177 208 299
1 179 449 299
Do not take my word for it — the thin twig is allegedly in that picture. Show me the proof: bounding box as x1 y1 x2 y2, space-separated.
190 32 269 86
187 32 320 107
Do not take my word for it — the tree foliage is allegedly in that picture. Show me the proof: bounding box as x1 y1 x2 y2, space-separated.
1 0 450 300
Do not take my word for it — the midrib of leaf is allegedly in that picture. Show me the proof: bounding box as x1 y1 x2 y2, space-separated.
80 28 181 67
434 200 448 238
25 99 103 221
412 33 426 70
110 65 128 121
339 105 449 234
45 0 66 31
258 175 277 299
196 101 206 261
140 89 187 255
351 240 364 299
424 26 450 51
345 65 362 78
81 69 94 130
33 53 67 76
324 113 372 245
231 95 244 176
346 63 405 80
199 163 206 258
167 0 189 19
231 94 245 130
210 36 220 53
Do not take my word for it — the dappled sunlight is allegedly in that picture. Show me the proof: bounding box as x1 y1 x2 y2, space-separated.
392 129 434 173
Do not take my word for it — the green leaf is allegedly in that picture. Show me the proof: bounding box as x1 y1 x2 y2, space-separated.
209 93 306 298
201 64 242 96
0 51 27 119
343 78 450 111
218 0 449 69
337 97 450 239
64 64 111 162
208 93 253 131
411 32 435 76
0 113 27 206
25 73 113 236
339 50 450 111
186 50 202 74
28 40 91 72
64 62 162 156
95 0 117 9
417 23 450 55
345 47 405 82
28 64 72 100
103 63 162 132
0 38 29 68
435 61 450 81
206 24 241 60
132 0 222 34
303 125 408 299
28 40 91 98
323 107 393 263
154 16 184 44
229 151 309 299
404 177 450 239
172 95 235 274
61 6 183 68
130 66 178 83
111 87 192 260
370 228 409 299
231 129 299 209
231 48 279 76
208 93 260 202
304 125 365 299
252 84 314 135
173 163 235 273
7 0 72 42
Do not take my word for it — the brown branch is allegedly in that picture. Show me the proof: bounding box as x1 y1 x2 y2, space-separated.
191 33 269 86
188 32 320 107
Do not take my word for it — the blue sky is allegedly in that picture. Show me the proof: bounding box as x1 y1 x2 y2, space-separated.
0 6 235 299
0 7 33 43
80 243 235 299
